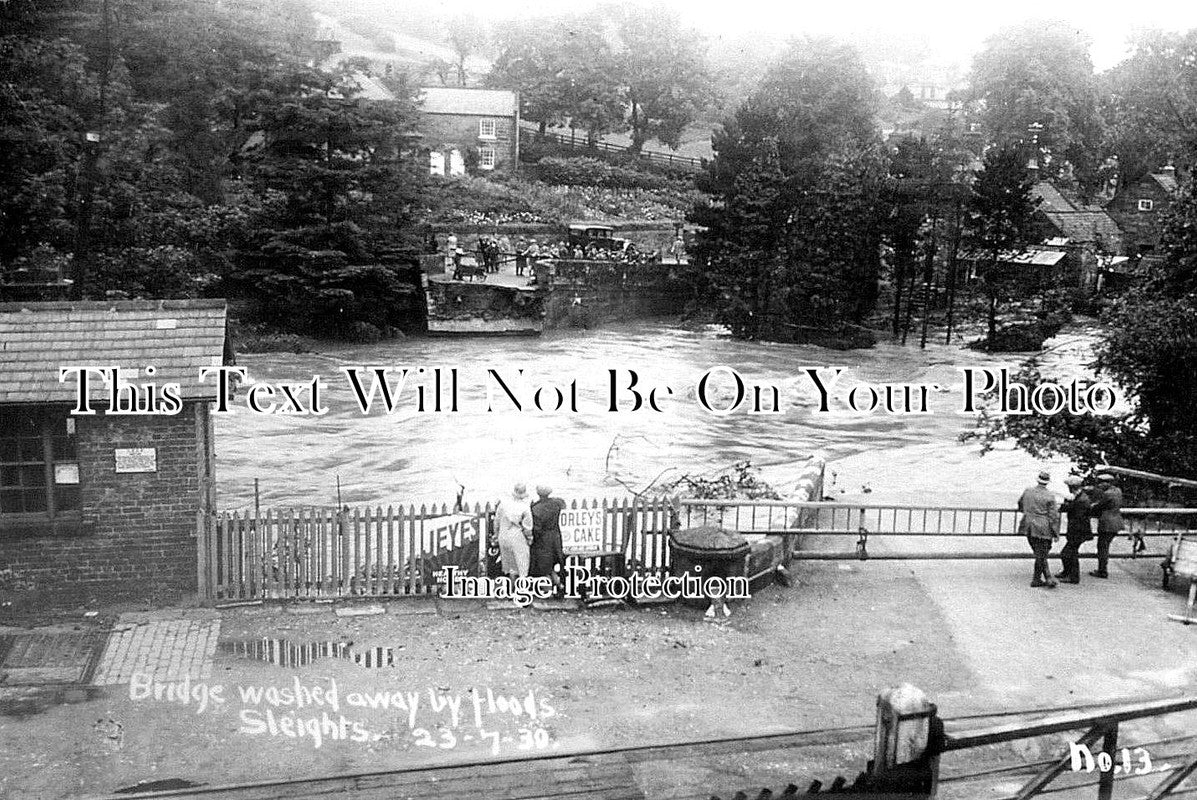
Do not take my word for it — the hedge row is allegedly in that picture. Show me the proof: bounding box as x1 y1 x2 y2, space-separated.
534 156 688 191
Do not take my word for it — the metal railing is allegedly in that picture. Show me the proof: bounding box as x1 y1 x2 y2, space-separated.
937 696 1197 799
678 499 1197 562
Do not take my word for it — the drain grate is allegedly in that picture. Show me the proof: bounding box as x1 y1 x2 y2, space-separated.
0 631 107 686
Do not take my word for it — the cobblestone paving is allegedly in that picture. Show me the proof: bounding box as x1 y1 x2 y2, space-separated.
91 611 221 685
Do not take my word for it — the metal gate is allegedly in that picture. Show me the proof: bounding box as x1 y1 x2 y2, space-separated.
678 499 1197 563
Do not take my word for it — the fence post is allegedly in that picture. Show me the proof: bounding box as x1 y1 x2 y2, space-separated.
1097 723 1119 800
196 510 211 603
870 684 940 797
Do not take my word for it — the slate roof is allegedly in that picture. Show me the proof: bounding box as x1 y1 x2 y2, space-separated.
1032 182 1124 253
418 87 517 117
1151 171 1179 193
346 71 396 102
0 299 231 405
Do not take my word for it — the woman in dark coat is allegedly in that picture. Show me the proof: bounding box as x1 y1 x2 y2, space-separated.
529 486 567 593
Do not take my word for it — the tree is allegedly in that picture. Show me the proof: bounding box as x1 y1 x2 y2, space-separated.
961 145 1041 350
603 4 714 153
426 57 453 87
488 16 624 140
881 136 936 336
962 146 1038 349
236 66 427 337
1101 29 1197 188
968 21 1104 195
690 132 788 338
2 0 429 338
446 15 485 87
691 39 883 346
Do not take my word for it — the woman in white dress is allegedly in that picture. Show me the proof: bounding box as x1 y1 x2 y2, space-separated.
495 483 533 579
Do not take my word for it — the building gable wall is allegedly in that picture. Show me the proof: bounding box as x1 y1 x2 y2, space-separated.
423 113 518 172
1108 176 1176 255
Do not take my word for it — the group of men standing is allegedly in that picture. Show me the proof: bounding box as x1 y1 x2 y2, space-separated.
441 232 542 279
1018 470 1124 588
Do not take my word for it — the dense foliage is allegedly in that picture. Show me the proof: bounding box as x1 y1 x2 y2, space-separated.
689 40 883 346
1 0 427 339
1101 30 1197 187
534 157 683 192
961 146 1042 349
967 183 1197 476
488 4 712 153
968 21 1105 194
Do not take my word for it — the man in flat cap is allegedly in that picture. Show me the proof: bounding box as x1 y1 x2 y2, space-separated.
1019 470 1060 587
1089 472 1123 578
1057 475 1094 583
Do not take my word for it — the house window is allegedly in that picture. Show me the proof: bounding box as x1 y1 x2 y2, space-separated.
0 406 80 529
479 119 497 140
478 146 496 170
1138 199 1155 211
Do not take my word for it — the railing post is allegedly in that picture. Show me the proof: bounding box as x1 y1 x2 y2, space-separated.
870 684 939 798
1097 723 1118 800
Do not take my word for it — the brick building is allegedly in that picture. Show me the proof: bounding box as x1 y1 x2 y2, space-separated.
1106 166 1180 259
0 300 232 605
419 87 519 175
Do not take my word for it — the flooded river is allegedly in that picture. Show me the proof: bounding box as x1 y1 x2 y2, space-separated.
214 321 1099 511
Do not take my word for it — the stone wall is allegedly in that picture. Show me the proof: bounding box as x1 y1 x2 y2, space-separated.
542 260 689 327
422 114 518 172
426 280 541 322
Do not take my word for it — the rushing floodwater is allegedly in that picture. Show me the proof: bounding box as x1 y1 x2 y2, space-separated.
213 321 1099 511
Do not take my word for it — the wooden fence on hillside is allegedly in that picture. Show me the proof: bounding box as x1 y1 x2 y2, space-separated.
520 125 705 172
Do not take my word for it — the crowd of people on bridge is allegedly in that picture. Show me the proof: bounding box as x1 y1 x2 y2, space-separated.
437 231 665 283
1018 470 1125 588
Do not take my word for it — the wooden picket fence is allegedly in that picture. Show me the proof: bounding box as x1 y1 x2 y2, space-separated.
197 496 677 602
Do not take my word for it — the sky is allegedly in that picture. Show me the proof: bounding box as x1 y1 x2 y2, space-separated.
388 0 1197 70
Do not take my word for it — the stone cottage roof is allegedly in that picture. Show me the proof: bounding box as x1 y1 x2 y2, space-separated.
1032 182 1124 253
418 87 517 117
344 71 396 102
1150 171 1179 193
0 299 231 405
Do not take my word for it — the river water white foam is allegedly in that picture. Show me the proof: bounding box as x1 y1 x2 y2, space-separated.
213 321 1102 511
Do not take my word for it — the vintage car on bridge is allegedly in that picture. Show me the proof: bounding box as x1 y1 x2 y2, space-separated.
566 223 637 256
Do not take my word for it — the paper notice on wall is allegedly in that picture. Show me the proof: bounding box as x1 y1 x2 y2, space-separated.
114 447 157 474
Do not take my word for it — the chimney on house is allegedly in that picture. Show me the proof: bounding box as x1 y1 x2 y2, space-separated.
1161 163 1176 177
1026 157 1040 182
